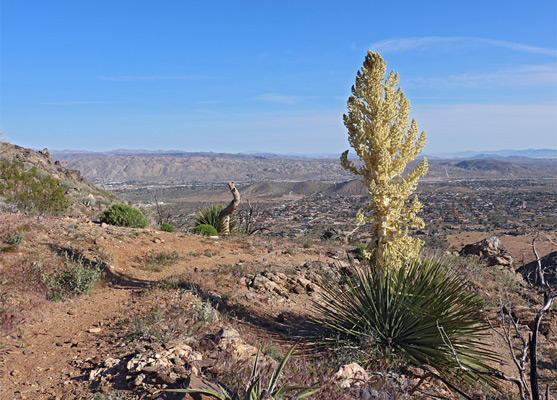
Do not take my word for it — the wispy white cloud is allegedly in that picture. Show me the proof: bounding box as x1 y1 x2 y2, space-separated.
252 93 315 105
98 75 207 82
41 101 113 105
406 64 557 89
371 36 557 57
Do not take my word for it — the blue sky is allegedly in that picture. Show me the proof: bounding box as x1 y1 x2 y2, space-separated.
0 0 555 155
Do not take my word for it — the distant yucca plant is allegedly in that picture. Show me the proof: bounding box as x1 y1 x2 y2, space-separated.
315 256 497 384
194 204 237 235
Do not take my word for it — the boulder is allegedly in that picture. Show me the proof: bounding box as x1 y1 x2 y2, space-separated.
460 236 513 267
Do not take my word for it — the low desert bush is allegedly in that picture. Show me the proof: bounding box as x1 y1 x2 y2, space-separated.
355 243 368 260
195 224 218 237
0 158 69 215
36 261 103 301
315 256 497 385
1 230 24 252
137 251 180 272
100 203 148 228
3 230 24 246
160 222 175 233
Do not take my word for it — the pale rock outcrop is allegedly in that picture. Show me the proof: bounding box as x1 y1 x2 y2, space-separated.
460 236 513 267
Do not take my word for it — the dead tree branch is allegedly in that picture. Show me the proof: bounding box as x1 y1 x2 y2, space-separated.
220 182 240 235
529 290 557 400
152 193 171 225
528 234 547 288
438 321 528 399
237 198 265 235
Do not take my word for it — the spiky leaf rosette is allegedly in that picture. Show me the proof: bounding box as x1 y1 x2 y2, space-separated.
194 204 237 235
315 256 498 386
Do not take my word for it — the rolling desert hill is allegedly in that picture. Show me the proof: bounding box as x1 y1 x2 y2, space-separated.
53 150 557 185
454 159 530 174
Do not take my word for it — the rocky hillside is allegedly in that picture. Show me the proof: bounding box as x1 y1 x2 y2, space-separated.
0 142 119 218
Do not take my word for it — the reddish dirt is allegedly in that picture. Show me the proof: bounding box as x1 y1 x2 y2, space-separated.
0 214 327 399
0 213 555 399
447 230 556 266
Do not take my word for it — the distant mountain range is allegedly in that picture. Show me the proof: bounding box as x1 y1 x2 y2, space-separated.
50 149 556 185
427 148 557 159
50 148 557 160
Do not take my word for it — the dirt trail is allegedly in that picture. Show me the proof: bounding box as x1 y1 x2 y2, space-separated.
0 227 315 399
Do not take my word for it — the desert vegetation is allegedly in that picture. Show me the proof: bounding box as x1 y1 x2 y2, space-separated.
341 51 428 266
0 52 555 400
100 203 148 228
0 158 69 215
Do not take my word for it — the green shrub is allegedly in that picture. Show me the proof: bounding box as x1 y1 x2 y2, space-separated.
60 180 75 190
355 243 368 260
3 231 24 246
195 224 218 237
100 203 148 228
137 251 180 272
315 256 497 385
193 204 237 235
38 262 102 301
0 158 69 215
160 222 175 233
302 239 313 248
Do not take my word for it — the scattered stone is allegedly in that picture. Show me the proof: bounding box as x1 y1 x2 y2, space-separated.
10 370 21 377
88 327 102 334
213 328 258 360
292 285 305 294
357 388 392 399
276 312 295 324
133 373 145 387
334 363 369 388
155 371 176 384
249 267 324 299
99 381 112 393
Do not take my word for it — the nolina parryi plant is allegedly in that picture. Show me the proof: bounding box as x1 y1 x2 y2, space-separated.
341 51 428 267
166 344 319 399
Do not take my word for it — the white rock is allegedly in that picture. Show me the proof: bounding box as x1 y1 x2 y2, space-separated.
334 363 369 388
